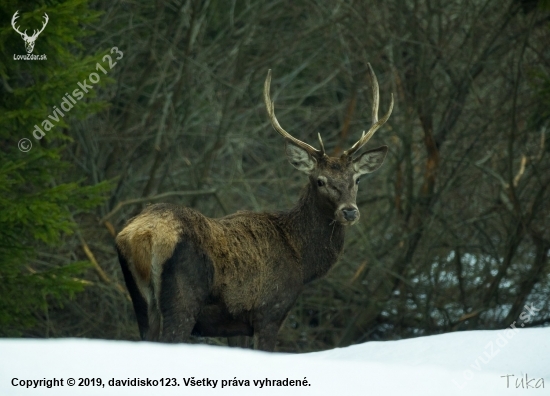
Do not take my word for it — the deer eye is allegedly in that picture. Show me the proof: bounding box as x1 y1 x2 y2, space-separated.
317 179 325 187
355 177 361 185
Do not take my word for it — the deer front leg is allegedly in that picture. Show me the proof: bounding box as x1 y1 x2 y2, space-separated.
227 336 250 348
253 304 294 351
252 279 302 351
253 321 282 352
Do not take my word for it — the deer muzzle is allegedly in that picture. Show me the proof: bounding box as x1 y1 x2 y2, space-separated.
335 204 360 225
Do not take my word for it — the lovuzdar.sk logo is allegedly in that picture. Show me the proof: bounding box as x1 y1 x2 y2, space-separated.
11 10 48 60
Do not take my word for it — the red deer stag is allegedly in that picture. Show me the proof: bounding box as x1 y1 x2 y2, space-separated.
116 65 393 351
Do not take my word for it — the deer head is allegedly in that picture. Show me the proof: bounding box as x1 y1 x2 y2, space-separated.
264 65 393 225
11 11 49 54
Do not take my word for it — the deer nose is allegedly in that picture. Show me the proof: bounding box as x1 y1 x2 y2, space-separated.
342 208 358 221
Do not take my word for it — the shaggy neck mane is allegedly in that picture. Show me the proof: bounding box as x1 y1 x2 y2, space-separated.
276 182 346 284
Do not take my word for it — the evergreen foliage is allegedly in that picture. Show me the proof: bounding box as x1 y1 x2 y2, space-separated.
0 0 109 335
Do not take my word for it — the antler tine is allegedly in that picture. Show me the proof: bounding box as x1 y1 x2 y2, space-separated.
369 63 380 125
317 133 326 156
343 63 393 157
264 70 323 158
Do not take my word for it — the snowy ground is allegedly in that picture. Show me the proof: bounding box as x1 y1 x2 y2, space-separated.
0 328 547 395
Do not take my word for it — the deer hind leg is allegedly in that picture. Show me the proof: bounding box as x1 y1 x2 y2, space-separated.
145 297 161 341
158 240 213 343
117 247 150 340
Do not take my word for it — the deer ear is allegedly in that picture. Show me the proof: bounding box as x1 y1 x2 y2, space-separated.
285 141 317 173
353 146 388 175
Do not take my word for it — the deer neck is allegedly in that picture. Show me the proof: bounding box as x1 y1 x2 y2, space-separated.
283 183 346 284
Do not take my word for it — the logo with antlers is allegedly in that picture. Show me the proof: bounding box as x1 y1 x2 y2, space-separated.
11 11 49 54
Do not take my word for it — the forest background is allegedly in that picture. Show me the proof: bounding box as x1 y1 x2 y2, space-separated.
1 0 549 352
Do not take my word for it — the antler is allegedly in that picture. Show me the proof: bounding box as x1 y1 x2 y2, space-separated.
342 63 394 158
264 70 326 159
32 13 49 39
11 11 25 36
11 11 49 39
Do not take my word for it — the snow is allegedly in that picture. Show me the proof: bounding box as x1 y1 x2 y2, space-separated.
0 328 547 395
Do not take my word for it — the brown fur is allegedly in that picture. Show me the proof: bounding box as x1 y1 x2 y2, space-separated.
116 143 388 351
118 202 306 307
